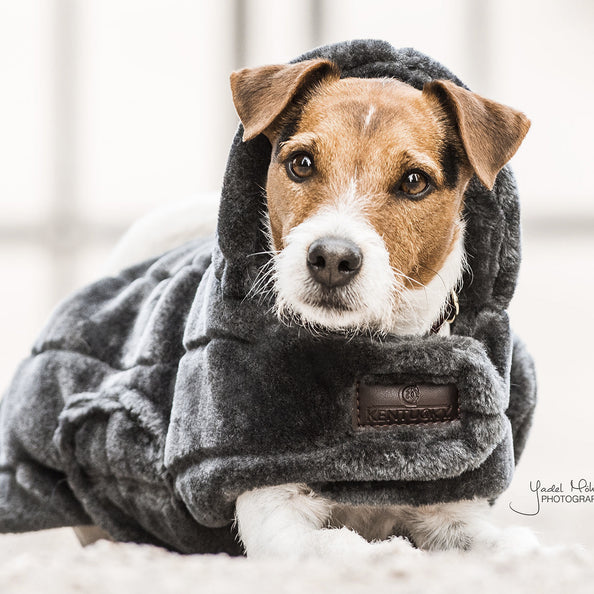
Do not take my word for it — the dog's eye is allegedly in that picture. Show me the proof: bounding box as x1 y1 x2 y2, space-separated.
286 152 314 182
398 171 431 198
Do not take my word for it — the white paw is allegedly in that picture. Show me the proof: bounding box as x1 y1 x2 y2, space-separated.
470 524 540 554
304 528 420 560
496 526 541 554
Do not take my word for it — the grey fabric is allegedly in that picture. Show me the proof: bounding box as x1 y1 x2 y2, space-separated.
0 39 536 554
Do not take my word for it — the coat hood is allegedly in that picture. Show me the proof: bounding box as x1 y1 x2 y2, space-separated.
216 39 522 315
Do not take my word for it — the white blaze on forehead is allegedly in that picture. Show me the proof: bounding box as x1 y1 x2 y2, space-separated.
363 104 376 130
340 177 364 211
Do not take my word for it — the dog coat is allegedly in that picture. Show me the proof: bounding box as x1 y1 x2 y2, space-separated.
0 39 536 554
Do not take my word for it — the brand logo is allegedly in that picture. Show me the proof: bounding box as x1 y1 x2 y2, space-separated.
366 405 456 425
400 384 421 406
355 380 459 428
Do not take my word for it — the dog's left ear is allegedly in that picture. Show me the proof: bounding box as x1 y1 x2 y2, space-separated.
423 79 530 190
230 59 340 142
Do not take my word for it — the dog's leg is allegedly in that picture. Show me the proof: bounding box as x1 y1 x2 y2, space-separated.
397 499 539 553
236 483 418 559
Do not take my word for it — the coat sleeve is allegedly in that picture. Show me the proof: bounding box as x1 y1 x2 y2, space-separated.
0 355 93 532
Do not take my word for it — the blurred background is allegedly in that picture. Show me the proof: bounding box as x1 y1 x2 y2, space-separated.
0 0 593 548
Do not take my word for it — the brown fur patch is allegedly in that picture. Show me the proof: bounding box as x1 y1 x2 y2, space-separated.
265 77 474 288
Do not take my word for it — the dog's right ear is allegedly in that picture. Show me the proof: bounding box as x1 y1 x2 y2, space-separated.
230 59 340 142
423 79 530 190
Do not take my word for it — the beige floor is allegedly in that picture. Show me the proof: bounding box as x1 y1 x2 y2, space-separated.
0 227 593 591
0 529 592 594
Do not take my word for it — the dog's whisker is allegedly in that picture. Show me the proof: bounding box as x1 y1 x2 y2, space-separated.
391 266 432 311
391 266 426 289
244 259 277 304
416 263 449 294
246 250 280 258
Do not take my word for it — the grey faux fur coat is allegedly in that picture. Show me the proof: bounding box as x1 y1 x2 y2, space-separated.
0 40 536 555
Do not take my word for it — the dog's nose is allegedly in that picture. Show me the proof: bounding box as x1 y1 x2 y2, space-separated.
307 237 362 288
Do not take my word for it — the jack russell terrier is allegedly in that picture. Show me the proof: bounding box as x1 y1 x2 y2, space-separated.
100 57 533 558
229 58 533 558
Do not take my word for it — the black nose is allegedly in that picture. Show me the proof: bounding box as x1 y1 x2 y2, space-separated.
307 237 363 288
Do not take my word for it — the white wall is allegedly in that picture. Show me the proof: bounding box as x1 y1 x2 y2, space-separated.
74 1 237 224
0 0 54 225
2 0 593 232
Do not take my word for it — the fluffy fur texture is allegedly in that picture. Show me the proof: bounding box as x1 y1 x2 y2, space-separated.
0 40 536 554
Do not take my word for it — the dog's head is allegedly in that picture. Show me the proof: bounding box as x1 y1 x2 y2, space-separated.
231 59 530 335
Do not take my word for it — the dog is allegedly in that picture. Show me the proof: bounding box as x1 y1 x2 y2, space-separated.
227 58 534 558
97 57 534 558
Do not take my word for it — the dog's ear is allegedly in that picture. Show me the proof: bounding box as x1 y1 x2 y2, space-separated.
230 59 340 142
423 79 530 190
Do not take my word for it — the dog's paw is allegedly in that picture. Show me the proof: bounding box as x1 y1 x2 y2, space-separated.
493 526 541 554
468 524 541 555
304 528 420 560
410 523 540 555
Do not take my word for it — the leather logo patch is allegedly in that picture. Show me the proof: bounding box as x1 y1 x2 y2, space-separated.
355 380 459 428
